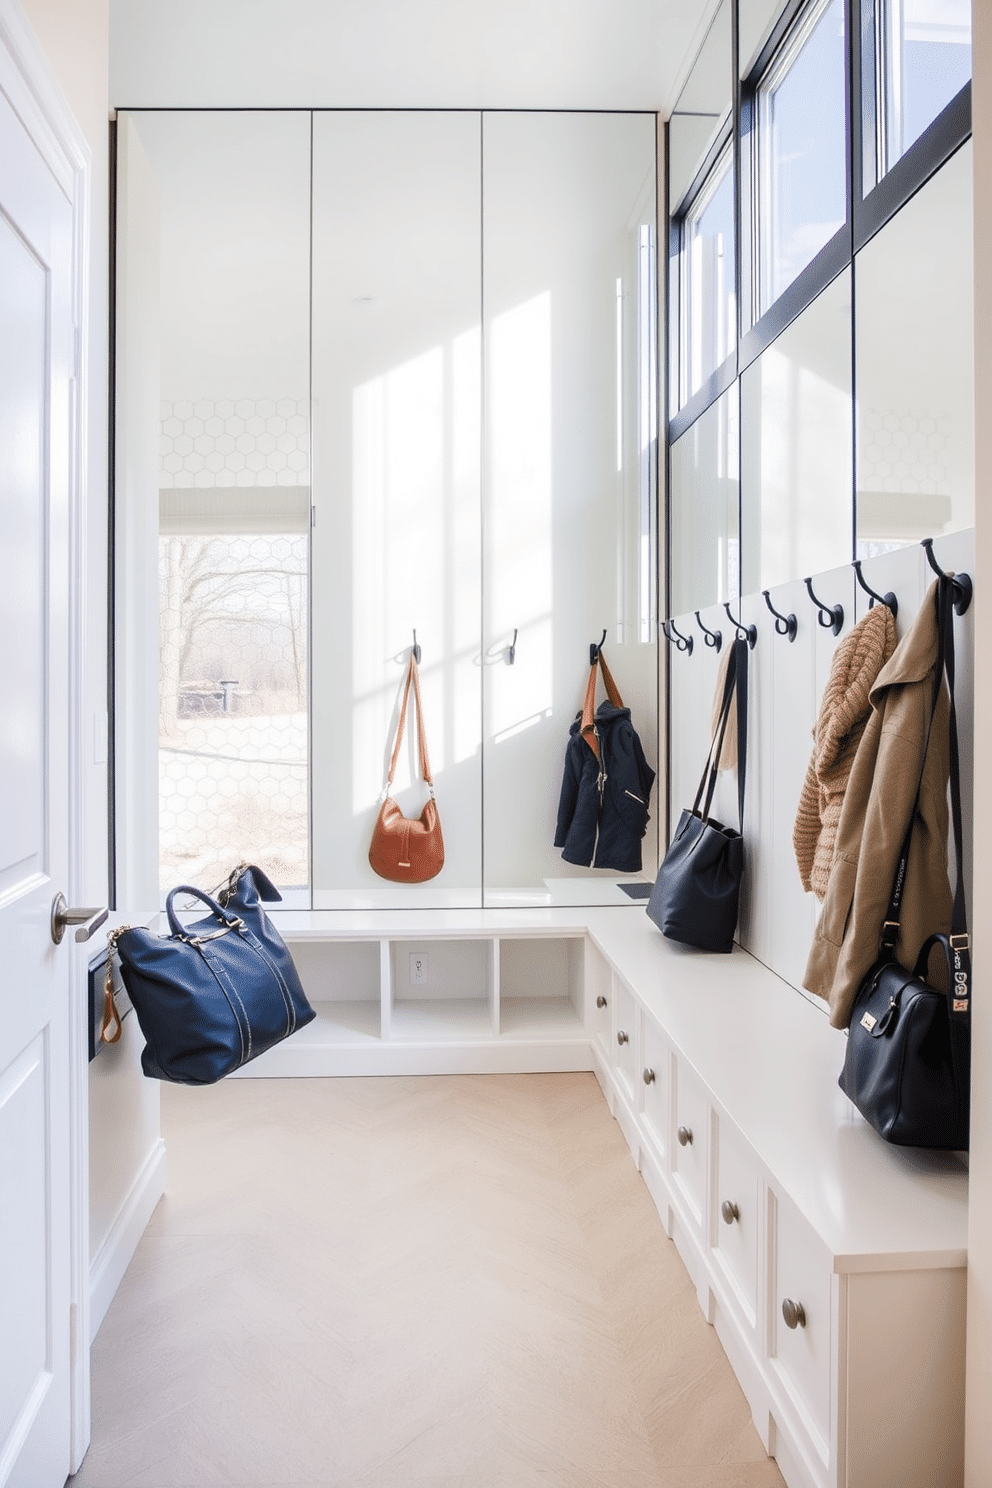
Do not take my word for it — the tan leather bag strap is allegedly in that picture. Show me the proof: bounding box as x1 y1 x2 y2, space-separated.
386 654 434 790
579 650 624 759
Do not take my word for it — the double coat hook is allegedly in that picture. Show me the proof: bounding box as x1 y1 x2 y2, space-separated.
724 601 757 649
921 538 973 615
662 619 693 654
853 561 898 619
695 611 722 653
804 578 844 636
762 591 798 642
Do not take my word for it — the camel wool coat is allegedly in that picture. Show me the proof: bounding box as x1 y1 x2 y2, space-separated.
803 580 952 1029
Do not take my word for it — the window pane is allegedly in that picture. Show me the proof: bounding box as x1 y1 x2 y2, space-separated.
129 111 313 898
159 528 309 892
856 144 973 555
883 0 971 175
741 269 853 592
759 0 847 309
670 384 740 614
685 146 736 400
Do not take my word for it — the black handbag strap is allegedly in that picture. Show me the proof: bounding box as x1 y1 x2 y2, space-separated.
692 637 748 832
878 576 970 1017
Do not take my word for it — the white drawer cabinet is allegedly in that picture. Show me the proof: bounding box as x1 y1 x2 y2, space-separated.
711 1108 760 1329
671 1054 708 1233
612 976 639 1106
585 911 968 1488
639 1015 669 1162
767 1189 835 1464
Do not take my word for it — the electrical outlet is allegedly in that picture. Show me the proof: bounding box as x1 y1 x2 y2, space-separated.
409 952 429 985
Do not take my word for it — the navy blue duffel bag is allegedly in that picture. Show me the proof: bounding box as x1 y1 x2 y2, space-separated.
110 865 315 1084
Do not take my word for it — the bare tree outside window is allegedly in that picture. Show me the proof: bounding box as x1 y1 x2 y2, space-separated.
158 533 309 892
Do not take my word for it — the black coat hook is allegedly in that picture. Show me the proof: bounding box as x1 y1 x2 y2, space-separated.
412 630 421 663
506 628 517 665
590 629 608 665
762 590 798 642
921 539 972 615
804 578 844 636
695 610 722 653
662 619 694 654
723 601 757 649
853 560 898 619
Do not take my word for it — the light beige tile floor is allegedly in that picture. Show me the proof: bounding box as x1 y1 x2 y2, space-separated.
72 1074 784 1488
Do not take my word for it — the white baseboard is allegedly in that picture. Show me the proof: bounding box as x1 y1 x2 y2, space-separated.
89 1138 167 1342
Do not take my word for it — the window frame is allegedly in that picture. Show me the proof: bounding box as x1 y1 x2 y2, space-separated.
668 0 970 445
672 129 738 425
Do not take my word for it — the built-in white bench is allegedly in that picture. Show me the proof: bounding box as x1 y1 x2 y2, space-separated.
94 903 968 1488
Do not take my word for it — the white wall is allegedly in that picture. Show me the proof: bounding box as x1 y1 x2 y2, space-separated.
966 4 992 1481
108 0 710 113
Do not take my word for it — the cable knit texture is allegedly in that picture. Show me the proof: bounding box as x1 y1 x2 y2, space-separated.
793 603 897 898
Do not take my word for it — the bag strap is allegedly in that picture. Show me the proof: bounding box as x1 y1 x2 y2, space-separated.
580 649 624 761
692 637 747 831
879 579 960 954
878 577 970 1050
165 883 244 940
386 653 434 793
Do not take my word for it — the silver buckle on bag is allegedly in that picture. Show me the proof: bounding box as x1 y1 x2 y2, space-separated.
178 916 245 947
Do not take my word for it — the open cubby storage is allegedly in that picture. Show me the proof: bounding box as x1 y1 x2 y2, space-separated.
231 910 591 1076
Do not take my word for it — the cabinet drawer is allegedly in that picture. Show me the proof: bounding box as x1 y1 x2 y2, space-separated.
587 947 612 1058
711 1111 759 1326
613 977 638 1103
671 1056 708 1229
768 1189 834 1452
639 1016 669 1160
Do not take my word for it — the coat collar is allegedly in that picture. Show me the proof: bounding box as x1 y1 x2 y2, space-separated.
869 578 941 699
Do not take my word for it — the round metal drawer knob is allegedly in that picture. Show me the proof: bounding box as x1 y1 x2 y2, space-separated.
596 995 608 1009
642 1068 655 1085
782 1298 807 1330
617 1030 629 1046
676 1125 693 1147
721 1200 740 1225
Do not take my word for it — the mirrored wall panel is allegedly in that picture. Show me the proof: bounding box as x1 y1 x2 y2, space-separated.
669 0 732 215
855 143 973 555
741 268 853 592
311 111 483 909
121 111 312 898
482 112 658 905
670 385 740 614
740 0 785 74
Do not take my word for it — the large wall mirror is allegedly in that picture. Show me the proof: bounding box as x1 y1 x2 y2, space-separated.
855 142 974 555
669 0 732 216
740 268 853 593
670 385 740 614
116 109 658 911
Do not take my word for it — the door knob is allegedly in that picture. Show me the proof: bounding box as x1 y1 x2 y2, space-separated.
596 995 607 1008
51 894 108 945
617 1029 629 1046
782 1298 807 1330
677 1125 693 1147
721 1200 740 1225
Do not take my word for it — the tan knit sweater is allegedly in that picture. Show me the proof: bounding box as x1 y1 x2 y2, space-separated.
793 603 897 899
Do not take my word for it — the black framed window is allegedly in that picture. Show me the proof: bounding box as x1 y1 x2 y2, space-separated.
861 0 971 193
753 0 848 314
679 140 737 408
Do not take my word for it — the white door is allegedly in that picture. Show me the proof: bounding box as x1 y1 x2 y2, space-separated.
0 83 75 1488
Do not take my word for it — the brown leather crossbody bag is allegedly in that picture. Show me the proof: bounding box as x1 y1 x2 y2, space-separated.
369 654 444 883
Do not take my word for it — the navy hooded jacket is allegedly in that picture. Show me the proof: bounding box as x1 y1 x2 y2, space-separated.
554 701 655 872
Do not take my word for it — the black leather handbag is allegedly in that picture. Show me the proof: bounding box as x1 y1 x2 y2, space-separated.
108 864 315 1085
839 577 971 1149
647 637 748 953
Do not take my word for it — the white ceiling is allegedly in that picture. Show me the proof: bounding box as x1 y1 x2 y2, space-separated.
110 0 717 115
